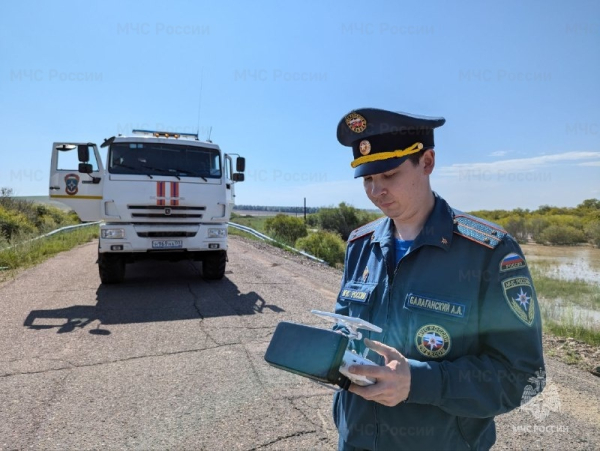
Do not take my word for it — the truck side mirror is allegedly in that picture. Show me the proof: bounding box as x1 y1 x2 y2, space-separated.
78 144 90 163
236 157 246 172
79 163 93 174
232 173 245 182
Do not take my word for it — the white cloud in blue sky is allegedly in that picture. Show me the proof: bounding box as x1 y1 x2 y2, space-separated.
488 151 511 157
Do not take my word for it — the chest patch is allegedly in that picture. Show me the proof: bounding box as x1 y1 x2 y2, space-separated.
404 293 467 319
339 282 376 304
502 277 536 326
415 324 451 358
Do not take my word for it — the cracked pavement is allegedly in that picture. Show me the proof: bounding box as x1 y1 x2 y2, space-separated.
1 236 598 450
0 237 341 450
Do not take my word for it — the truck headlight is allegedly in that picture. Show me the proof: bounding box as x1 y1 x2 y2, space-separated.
208 228 227 238
101 228 125 239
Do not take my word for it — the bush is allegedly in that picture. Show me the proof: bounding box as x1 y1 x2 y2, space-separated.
265 214 307 246
0 206 36 240
295 231 346 266
527 216 550 243
316 202 380 240
501 217 528 243
585 221 600 247
538 225 586 245
305 214 318 228
0 188 80 241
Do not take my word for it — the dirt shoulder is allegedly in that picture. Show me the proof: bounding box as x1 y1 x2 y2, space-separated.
544 334 600 377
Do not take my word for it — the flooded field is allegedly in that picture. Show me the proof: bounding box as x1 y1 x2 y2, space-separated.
521 244 600 286
521 244 600 329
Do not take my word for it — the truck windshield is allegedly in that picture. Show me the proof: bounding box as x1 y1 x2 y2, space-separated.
108 142 221 179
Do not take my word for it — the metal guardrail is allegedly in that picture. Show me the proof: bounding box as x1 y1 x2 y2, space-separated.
227 222 328 265
0 221 101 253
0 221 326 269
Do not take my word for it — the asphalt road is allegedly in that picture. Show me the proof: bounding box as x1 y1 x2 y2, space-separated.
1 237 598 450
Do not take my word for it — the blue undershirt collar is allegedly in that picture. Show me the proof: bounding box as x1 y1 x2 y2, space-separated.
394 238 414 266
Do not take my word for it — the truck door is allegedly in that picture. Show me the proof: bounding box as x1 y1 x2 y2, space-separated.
49 142 103 222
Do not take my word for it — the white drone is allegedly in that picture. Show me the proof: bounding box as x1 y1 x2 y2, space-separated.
311 310 382 341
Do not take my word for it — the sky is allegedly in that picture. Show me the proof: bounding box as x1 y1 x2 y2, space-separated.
0 0 598 211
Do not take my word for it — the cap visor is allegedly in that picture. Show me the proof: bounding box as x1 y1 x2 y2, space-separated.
353 157 408 178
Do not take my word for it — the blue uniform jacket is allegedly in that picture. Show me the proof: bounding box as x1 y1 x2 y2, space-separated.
333 194 545 451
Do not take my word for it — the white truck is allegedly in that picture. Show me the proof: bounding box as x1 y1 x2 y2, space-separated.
49 129 245 284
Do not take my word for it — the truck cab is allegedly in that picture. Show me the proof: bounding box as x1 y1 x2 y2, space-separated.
49 130 245 284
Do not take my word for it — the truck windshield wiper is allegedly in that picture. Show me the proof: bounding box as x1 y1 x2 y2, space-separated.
141 165 192 180
141 165 177 179
166 169 181 180
171 168 207 182
113 163 153 179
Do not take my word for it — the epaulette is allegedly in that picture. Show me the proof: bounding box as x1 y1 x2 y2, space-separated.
348 217 385 242
452 211 507 249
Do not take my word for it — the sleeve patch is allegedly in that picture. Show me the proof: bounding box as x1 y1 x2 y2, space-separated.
502 276 536 326
500 252 527 272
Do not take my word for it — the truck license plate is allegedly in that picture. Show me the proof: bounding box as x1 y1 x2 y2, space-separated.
152 240 183 249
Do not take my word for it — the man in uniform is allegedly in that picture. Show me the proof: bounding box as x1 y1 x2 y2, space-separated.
333 108 545 450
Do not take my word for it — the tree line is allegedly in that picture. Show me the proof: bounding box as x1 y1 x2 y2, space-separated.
262 199 600 267
472 199 600 246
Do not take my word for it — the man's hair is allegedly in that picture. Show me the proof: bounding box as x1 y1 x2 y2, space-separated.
407 148 431 166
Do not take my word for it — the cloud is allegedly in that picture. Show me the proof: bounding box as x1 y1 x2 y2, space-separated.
488 150 510 157
437 151 600 178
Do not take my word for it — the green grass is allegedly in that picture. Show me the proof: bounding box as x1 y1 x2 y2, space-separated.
540 296 600 346
0 226 99 279
229 214 272 234
227 226 263 242
527 261 600 346
227 224 298 252
543 318 600 347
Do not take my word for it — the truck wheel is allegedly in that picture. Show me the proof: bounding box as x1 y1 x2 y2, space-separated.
202 251 226 280
98 253 126 284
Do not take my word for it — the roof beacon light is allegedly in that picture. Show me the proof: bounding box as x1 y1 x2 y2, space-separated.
132 129 199 140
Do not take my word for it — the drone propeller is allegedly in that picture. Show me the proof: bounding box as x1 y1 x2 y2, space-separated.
311 310 382 334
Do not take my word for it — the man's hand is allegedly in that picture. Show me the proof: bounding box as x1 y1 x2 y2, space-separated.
348 338 411 407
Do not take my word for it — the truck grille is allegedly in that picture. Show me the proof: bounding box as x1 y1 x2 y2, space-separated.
136 231 197 238
133 223 199 238
128 205 205 219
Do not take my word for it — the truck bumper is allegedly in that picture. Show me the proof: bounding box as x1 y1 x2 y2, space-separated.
98 223 228 256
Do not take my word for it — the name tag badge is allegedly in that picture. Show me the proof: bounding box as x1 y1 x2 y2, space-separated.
339 282 376 304
404 293 468 320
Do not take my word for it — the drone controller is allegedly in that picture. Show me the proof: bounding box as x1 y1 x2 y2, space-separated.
311 310 381 386
264 310 383 389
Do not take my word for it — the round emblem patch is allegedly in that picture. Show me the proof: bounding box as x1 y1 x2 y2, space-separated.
64 173 80 196
359 140 371 155
345 113 367 133
415 324 451 358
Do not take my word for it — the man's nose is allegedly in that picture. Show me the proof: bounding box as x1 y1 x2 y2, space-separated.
368 179 387 197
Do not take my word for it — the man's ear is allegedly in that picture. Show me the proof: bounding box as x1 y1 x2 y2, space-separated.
422 149 435 175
